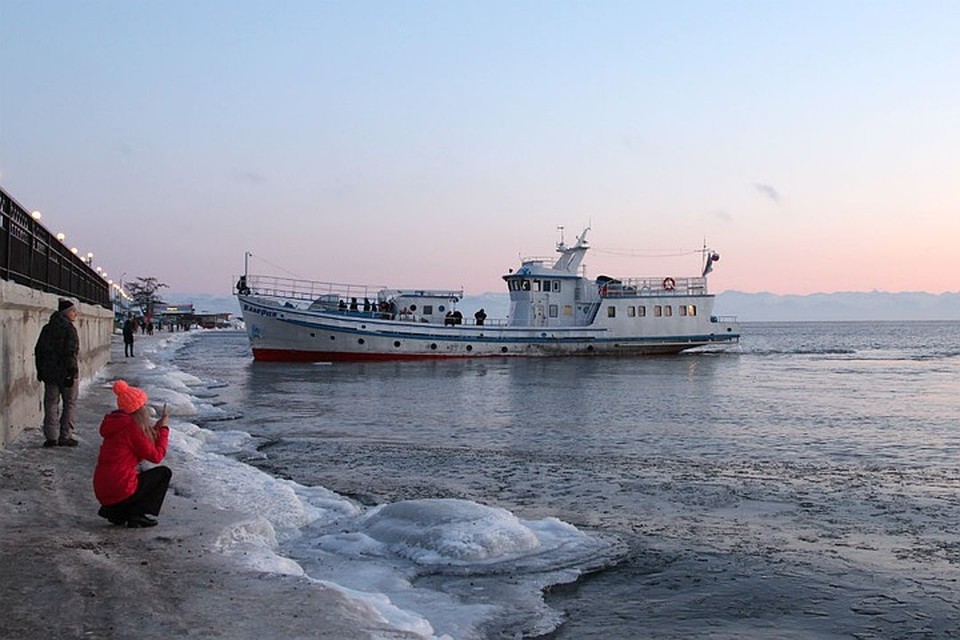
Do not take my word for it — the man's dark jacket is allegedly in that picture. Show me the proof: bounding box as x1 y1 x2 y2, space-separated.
34 310 79 386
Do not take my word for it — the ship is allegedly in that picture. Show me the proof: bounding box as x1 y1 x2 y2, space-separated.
237 228 739 361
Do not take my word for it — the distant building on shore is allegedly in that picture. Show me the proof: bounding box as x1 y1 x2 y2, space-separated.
156 303 232 330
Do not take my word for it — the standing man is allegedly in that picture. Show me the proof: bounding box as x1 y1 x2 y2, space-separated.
122 315 135 357
34 298 80 447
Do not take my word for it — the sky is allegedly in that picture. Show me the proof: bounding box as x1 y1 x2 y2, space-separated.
1 0 958 297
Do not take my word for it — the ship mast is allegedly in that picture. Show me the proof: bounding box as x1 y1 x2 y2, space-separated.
553 226 590 274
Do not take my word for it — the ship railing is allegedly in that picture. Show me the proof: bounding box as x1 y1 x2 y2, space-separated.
242 274 385 304
599 276 708 297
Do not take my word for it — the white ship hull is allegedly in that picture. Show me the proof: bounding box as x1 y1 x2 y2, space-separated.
237 228 739 362
239 295 739 361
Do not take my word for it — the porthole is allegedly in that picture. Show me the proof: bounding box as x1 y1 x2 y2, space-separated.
358 338 365 345
410 304 418 311
500 346 508 353
586 345 595 352
466 345 473 352
430 343 438 350
394 341 401 348
310 332 315 337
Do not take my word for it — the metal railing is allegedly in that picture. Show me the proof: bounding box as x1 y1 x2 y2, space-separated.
598 276 708 297
240 274 386 303
0 187 110 308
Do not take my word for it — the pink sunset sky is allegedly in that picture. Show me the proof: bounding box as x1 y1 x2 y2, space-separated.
1 1 957 297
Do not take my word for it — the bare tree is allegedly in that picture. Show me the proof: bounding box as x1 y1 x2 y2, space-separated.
126 277 168 319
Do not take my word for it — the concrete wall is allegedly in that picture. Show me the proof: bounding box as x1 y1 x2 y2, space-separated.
0 280 113 449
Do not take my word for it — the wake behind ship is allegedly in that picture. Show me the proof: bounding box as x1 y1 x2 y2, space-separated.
237 228 740 361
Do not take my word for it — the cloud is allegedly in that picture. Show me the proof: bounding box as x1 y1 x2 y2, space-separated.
754 183 781 203
233 170 267 184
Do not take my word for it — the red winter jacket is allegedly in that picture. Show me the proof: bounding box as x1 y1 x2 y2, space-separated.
93 410 169 506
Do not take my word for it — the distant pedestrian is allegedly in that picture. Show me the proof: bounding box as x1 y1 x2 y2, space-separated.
93 380 172 528
122 316 135 357
34 298 80 447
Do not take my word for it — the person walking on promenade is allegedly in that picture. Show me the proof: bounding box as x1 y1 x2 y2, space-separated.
93 380 172 528
122 315 135 357
34 298 80 448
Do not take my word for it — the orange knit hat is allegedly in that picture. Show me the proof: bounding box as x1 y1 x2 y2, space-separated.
112 380 148 413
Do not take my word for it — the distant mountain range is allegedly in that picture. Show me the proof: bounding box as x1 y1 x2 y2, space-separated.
171 291 960 323
714 291 960 322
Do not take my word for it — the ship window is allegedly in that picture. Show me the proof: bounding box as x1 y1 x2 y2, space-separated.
680 305 687 316
627 306 636 318
438 305 446 313
607 306 616 318
423 305 433 315
688 305 697 316
654 305 662 317
535 279 544 292
638 305 646 317
549 304 558 318
664 305 673 317
521 280 531 291
552 281 561 292
409 304 418 311
564 305 573 316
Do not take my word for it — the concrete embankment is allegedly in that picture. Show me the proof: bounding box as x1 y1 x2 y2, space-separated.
0 279 113 448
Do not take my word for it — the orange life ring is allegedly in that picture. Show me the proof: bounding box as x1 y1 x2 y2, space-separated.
662 277 676 291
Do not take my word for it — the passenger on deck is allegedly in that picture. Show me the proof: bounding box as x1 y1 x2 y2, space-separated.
338 300 347 311
363 298 371 312
349 298 359 311
474 308 486 326
452 310 463 325
236 275 250 295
